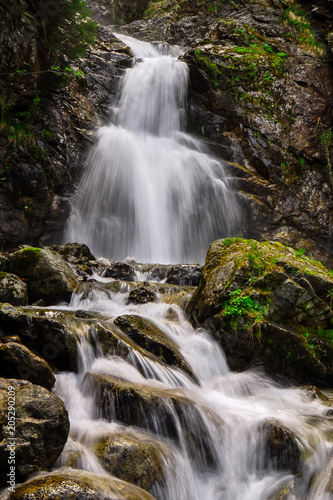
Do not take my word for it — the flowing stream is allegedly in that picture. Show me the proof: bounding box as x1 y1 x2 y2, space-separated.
65 35 241 264
51 277 332 500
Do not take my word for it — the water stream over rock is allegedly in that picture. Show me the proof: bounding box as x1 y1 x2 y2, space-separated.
65 36 241 264
48 276 332 500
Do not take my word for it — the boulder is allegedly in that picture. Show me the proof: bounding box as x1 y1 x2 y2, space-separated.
186 238 333 383
87 373 219 471
166 265 203 287
0 342 55 389
0 272 28 306
114 315 194 377
260 421 301 473
127 285 157 305
0 468 156 500
94 430 167 491
7 247 78 305
103 262 135 282
0 378 69 487
0 304 78 372
50 242 96 264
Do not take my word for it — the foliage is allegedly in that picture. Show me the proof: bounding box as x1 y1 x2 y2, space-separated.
222 289 263 329
282 6 325 56
35 0 97 65
194 49 220 86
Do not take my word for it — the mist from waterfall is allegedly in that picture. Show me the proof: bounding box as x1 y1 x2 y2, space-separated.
65 35 241 263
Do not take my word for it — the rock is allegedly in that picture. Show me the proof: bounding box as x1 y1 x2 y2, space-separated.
50 242 96 264
0 272 28 306
127 285 157 304
0 304 78 372
87 372 219 471
260 421 301 473
0 335 22 344
114 314 193 376
165 264 203 287
7 247 78 304
0 342 55 389
186 238 333 383
0 468 156 500
0 378 69 486
103 262 135 281
94 430 167 491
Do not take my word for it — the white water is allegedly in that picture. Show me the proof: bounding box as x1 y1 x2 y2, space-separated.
65 35 241 263
52 282 333 500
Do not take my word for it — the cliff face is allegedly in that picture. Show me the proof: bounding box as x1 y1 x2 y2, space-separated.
1 0 333 265
0 1 131 249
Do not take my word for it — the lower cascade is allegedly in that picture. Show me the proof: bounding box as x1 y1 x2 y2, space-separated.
2 269 330 500
65 35 241 264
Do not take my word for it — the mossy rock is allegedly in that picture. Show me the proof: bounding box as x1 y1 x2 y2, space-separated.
94 430 168 491
7 247 78 305
186 238 333 383
1 468 156 499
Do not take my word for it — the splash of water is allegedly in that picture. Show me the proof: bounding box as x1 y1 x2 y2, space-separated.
65 36 241 263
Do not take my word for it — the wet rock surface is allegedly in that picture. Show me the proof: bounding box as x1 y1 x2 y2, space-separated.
186 238 333 383
0 342 55 389
0 304 79 372
7 247 78 305
114 314 194 376
0 468 156 500
94 430 167 491
0 378 69 487
0 273 28 306
165 264 203 287
87 372 220 470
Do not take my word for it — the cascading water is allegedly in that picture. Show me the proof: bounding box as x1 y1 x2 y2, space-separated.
50 280 332 500
65 35 241 263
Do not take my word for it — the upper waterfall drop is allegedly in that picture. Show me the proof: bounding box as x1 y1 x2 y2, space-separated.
65 35 241 263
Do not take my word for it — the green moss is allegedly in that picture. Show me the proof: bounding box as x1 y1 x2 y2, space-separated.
222 289 263 330
0 272 7 278
194 49 221 86
282 6 325 57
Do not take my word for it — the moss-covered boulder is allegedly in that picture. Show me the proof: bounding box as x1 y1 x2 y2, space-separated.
0 468 156 500
186 238 333 383
0 378 69 487
94 430 168 492
7 247 78 305
0 272 28 306
87 373 219 471
0 342 55 389
0 304 78 372
114 315 194 377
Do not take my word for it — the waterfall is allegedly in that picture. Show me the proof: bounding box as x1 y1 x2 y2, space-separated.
65 35 241 263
